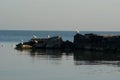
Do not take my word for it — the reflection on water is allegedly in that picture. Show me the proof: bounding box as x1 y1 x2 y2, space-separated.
74 50 120 66
31 49 63 59
17 49 72 59
1 43 120 80
15 48 120 66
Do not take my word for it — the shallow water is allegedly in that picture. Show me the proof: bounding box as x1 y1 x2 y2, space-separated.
1 42 120 80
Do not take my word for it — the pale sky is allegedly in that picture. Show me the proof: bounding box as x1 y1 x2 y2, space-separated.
0 0 120 31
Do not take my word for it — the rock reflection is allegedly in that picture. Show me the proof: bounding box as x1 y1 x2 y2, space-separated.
74 50 120 66
30 49 63 59
74 50 120 61
15 48 120 66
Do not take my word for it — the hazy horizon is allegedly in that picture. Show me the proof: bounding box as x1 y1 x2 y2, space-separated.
0 0 120 31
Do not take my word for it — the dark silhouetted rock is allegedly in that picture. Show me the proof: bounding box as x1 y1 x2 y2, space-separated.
74 33 120 51
62 40 74 52
16 36 64 49
46 36 63 49
16 33 120 51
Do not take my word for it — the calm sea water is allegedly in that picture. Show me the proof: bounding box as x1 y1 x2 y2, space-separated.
1 30 120 80
1 30 120 42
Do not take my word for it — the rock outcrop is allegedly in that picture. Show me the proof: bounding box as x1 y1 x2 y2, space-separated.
15 33 120 61
16 36 64 49
74 33 120 51
16 33 120 51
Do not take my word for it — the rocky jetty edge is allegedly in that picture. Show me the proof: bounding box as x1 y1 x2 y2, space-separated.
15 33 120 51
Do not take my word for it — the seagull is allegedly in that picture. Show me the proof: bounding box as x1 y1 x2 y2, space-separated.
34 40 38 43
21 40 24 44
76 29 79 33
47 35 50 38
33 35 37 38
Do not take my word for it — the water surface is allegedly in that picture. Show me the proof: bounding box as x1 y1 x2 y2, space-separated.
0 30 120 80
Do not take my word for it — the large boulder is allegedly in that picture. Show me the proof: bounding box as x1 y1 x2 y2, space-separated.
16 36 64 49
46 36 63 49
73 33 120 51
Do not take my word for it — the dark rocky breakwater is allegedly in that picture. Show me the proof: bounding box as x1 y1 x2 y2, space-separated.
16 33 120 51
15 33 120 60
74 33 120 51
16 36 64 49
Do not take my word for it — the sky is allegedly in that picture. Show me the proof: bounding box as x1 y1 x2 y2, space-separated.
0 0 120 31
